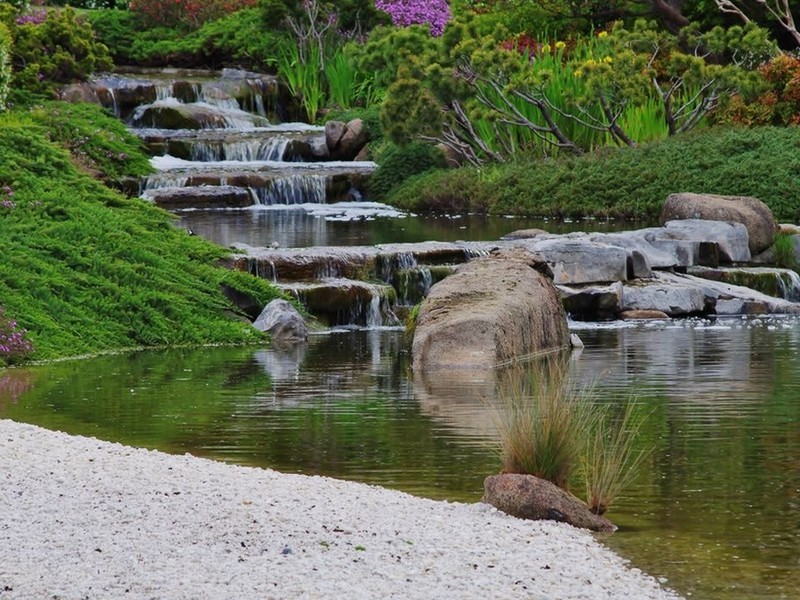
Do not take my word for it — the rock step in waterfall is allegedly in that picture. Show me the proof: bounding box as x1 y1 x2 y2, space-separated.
62 69 376 208
228 200 800 328
59 73 800 330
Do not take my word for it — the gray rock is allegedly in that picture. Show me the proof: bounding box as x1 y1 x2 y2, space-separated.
337 119 370 160
662 192 778 255
588 232 673 272
623 271 800 316
645 220 750 264
482 474 616 533
520 238 630 284
253 299 309 342
557 281 623 320
622 278 707 316
412 249 570 371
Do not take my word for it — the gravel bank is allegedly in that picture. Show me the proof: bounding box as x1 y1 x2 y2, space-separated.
0 419 681 599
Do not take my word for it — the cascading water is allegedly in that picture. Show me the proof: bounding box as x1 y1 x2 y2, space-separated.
777 269 800 301
255 175 327 206
94 68 388 329
189 137 290 162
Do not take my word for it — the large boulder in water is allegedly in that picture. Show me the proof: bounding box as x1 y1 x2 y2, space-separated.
411 249 570 372
253 299 308 343
482 473 617 532
661 192 778 255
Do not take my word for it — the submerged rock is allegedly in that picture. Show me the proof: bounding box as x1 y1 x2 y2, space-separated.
412 249 570 371
253 299 308 342
482 473 617 533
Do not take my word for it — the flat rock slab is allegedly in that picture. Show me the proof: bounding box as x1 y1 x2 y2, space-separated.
520 238 630 284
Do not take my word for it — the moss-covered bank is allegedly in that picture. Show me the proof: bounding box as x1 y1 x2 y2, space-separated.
0 103 281 364
387 127 800 222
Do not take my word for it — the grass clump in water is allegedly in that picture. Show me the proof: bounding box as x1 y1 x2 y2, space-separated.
493 357 650 515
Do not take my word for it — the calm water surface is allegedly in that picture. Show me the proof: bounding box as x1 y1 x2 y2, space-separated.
176 206 651 248
2 320 800 600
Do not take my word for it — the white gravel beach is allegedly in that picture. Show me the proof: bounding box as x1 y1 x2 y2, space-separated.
0 419 681 599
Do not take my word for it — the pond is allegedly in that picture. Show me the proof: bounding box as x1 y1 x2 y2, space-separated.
175 205 651 249
2 319 799 600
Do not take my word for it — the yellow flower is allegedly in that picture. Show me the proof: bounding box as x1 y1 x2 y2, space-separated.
603 56 613 63
598 31 608 39
555 41 566 49
573 69 583 78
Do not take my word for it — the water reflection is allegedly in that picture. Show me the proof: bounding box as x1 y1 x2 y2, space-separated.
3 320 800 599
176 207 651 248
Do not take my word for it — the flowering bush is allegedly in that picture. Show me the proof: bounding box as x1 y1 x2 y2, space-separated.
0 307 33 365
374 0 450 36
0 185 14 211
130 0 257 30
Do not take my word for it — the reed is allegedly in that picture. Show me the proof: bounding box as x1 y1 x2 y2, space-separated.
492 356 649 513
581 397 650 515
324 51 358 110
493 358 598 489
277 40 326 123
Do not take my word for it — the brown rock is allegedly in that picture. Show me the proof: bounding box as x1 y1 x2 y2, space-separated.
483 473 617 532
59 83 102 105
325 120 346 152
337 119 370 159
411 249 570 371
661 192 779 255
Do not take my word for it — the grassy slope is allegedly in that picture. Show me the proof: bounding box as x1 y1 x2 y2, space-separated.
0 103 281 362
387 127 800 222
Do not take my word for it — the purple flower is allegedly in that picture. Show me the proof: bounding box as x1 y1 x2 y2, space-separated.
374 0 451 36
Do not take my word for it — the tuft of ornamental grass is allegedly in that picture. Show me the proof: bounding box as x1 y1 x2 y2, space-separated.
772 233 798 271
581 397 650 515
493 357 597 489
491 357 650 514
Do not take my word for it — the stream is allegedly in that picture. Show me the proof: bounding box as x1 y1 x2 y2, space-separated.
6 68 799 599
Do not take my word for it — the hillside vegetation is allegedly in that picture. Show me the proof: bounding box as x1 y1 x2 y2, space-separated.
0 103 280 364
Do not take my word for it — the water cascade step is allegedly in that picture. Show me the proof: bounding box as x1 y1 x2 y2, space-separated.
67 69 380 238
226 241 498 326
688 266 800 301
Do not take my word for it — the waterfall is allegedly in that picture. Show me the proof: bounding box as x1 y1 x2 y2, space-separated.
776 270 800 301
256 175 327 205
141 173 189 192
365 292 382 328
155 84 173 101
107 87 119 118
189 138 289 162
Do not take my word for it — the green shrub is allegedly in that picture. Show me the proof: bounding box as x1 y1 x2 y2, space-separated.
84 8 139 65
369 142 446 200
9 6 112 95
30 101 152 184
388 127 800 221
100 8 282 70
0 22 10 109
